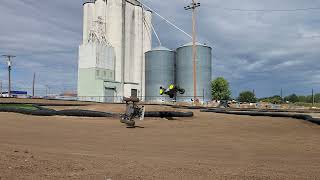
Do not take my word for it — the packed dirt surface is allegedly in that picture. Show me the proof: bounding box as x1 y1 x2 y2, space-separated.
0 102 320 179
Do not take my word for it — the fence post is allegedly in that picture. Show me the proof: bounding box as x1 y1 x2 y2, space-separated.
203 89 205 103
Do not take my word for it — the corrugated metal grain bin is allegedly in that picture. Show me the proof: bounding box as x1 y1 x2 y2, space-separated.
145 46 175 102
176 42 212 102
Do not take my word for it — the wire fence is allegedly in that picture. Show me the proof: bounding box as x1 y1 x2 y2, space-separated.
77 95 208 104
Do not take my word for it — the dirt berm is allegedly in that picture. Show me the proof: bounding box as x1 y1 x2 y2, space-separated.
0 107 193 118
202 109 320 125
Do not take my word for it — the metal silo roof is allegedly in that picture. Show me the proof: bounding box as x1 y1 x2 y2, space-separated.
178 42 211 49
148 46 174 52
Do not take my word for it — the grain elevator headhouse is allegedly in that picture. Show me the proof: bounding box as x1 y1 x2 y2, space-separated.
78 0 152 102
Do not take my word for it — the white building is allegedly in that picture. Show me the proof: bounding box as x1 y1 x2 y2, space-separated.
78 0 152 102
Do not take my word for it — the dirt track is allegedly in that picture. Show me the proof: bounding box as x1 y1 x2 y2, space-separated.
0 103 320 180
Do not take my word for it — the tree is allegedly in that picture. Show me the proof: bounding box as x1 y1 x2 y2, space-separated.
284 94 299 103
238 91 257 103
270 95 283 104
307 96 312 103
298 96 307 103
211 77 231 100
314 93 320 103
259 95 283 104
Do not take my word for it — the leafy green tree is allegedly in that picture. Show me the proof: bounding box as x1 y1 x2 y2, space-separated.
259 97 270 103
305 95 313 103
238 91 257 103
259 95 283 104
314 93 320 103
269 95 283 104
298 96 307 103
260 93 320 104
284 94 299 103
211 77 231 100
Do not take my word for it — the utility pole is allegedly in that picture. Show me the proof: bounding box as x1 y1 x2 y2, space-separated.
312 88 315 105
32 73 36 97
2 55 15 97
0 81 2 97
184 0 201 102
45 85 48 97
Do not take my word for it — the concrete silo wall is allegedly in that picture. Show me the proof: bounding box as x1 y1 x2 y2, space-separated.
105 0 124 85
83 2 95 44
141 10 152 98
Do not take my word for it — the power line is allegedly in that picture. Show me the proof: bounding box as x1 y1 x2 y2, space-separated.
145 17 162 46
142 17 153 45
140 1 192 39
212 7 320 12
0 49 78 58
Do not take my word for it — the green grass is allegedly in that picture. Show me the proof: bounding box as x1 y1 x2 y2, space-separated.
293 102 320 108
0 104 38 110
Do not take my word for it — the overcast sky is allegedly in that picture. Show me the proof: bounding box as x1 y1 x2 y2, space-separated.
0 0 320 97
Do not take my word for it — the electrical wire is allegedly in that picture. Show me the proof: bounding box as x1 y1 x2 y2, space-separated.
140 1 192 39
212 7 320 12
142 18 152 45
143 17 162 46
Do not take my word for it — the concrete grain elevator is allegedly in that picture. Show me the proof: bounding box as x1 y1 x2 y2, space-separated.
78 0 152 102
